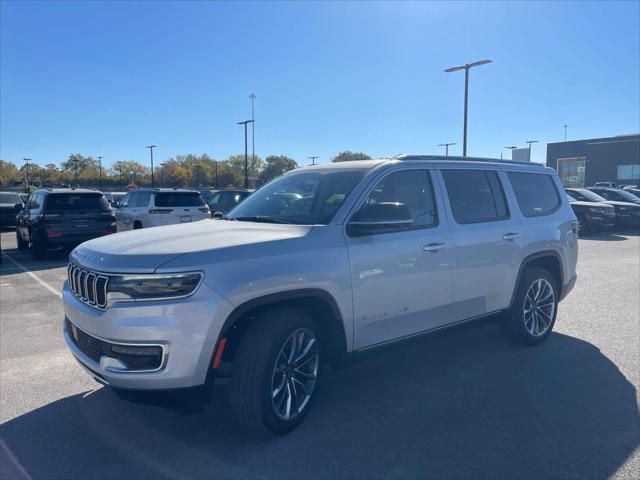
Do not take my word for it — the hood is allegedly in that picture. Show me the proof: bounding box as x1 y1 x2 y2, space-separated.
71 219 314 273
570 200 614 209
601 200 640 208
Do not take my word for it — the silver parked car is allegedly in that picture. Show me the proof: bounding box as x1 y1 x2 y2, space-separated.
63 155 578 434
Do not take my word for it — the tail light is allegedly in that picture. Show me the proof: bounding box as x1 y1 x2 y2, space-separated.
47 231 63 238
148 209 173 214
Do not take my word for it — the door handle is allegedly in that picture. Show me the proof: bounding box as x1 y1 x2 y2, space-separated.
423 242 447 252
503 232 521 241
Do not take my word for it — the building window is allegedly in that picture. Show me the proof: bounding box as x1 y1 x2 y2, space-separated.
557 157 586 187
617 164 640 181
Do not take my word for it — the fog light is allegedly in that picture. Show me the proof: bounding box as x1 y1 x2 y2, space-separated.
111 345 162 356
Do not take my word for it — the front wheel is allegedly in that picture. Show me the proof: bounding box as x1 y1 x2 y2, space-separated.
501 267 558 345
229 308 321 434
16 229 28 250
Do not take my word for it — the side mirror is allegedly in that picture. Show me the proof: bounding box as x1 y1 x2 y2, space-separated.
14 203 23 211
348 202 413 236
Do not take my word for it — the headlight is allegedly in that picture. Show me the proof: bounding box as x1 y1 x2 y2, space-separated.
588 207 602 213
108 273 203 300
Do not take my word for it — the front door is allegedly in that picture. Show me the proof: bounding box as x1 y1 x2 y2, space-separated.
346 168 453 350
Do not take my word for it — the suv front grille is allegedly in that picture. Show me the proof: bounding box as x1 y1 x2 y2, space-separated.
68 263 109 309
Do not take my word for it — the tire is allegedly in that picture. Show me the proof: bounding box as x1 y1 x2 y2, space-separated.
229 307 321 435
501 266 558 346
16 229 28 250
133 221 143 230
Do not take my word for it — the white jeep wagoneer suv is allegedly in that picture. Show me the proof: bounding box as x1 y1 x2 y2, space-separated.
63 155 578 434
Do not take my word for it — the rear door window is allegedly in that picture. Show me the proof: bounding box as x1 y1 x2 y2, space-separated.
0 193 20 204
441 169 509 224
44 193 110 211
137 192 151 207
507 172 560 217
154 192 205 207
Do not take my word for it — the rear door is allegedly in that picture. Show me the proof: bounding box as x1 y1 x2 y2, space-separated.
346 167 454 349
115 192 134 231
439 167 525 321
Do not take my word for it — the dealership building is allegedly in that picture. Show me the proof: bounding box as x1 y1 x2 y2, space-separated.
546 133 640 187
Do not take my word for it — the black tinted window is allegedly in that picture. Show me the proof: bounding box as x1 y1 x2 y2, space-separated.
359 170 437 228
155 192 205 207
508 172 560 217
44 193 110 211
0 193 20 204
442 170 509 224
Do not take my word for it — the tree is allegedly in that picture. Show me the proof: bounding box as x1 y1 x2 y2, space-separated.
261 155 298 183
331 151 372 163
226 154 263 187
0 160 19 185
61 154 94 185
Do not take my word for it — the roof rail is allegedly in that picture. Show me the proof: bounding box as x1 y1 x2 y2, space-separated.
395 154 545 167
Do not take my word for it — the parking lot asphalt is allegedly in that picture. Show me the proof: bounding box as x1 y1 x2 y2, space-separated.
0 227 639 480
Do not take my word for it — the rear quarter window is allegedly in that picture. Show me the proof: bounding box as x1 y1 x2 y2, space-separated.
507 172 560 217
154 192 205 207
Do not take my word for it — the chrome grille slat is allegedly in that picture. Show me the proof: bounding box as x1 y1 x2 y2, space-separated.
68 263 109 310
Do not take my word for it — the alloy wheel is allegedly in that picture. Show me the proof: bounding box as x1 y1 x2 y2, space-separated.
523 278 556 337
271 328 319 421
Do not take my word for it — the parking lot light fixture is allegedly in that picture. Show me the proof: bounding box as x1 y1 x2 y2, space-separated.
146 145 156 188
504 146 518 160
526 140 539 161
97 156 103 191
23 158 31 191
437 143 456 157
444 59 492 157
308 156 319 165
564 124 569 142
237 120 254 189
160 163 165 187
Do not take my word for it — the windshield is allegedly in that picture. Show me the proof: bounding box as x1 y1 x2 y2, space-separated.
0 193 20 204
155 192 205 207
45 193 111 211
615 189 640 201
573 189 606 202
228 170 365 224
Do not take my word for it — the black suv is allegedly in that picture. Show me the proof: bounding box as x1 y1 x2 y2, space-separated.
588 187 640 205
566 188 640 228
16 189 116 258
206 189 251 217
0 191 23 227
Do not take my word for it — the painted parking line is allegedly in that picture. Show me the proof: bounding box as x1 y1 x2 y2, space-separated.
1 253 62 299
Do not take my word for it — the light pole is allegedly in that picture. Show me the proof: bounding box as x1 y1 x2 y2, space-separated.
444 59 492 157
214 161 219 189
437 142 456 157
308 156 319 165
97 156 103 191
249 93 256 188
237 120 255 189
23 158 31 191
160 163 165 187
526 140 538 162
115 161 124 187
146 145 156 187
505 146 518 160
563 124 569 142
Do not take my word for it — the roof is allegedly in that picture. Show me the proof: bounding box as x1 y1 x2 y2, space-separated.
134 188 199 193
298 154 547 172
37 188 102 194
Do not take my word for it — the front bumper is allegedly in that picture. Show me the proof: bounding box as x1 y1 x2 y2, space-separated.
63 278 234 390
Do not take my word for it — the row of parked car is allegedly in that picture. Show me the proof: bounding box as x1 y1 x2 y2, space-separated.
0 187 252 259
566 186 640 233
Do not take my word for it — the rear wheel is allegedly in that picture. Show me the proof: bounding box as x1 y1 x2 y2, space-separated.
133 221 143 230
501 266 558 345
229 307 321 434
16 229 28 250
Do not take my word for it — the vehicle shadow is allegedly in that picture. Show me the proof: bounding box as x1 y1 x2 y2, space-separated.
1 325 638 479
578 231 628 241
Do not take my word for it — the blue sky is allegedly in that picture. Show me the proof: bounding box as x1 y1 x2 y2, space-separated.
1 0 639 168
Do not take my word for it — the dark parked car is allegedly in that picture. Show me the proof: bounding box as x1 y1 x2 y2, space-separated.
566 188 640 228
0 192 23 227
588 187 640 205
622 188 640 197
206 189 251 217
16 189 117 259
566 194 615 234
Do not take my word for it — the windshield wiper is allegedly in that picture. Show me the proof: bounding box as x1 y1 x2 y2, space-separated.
232 215 293 224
